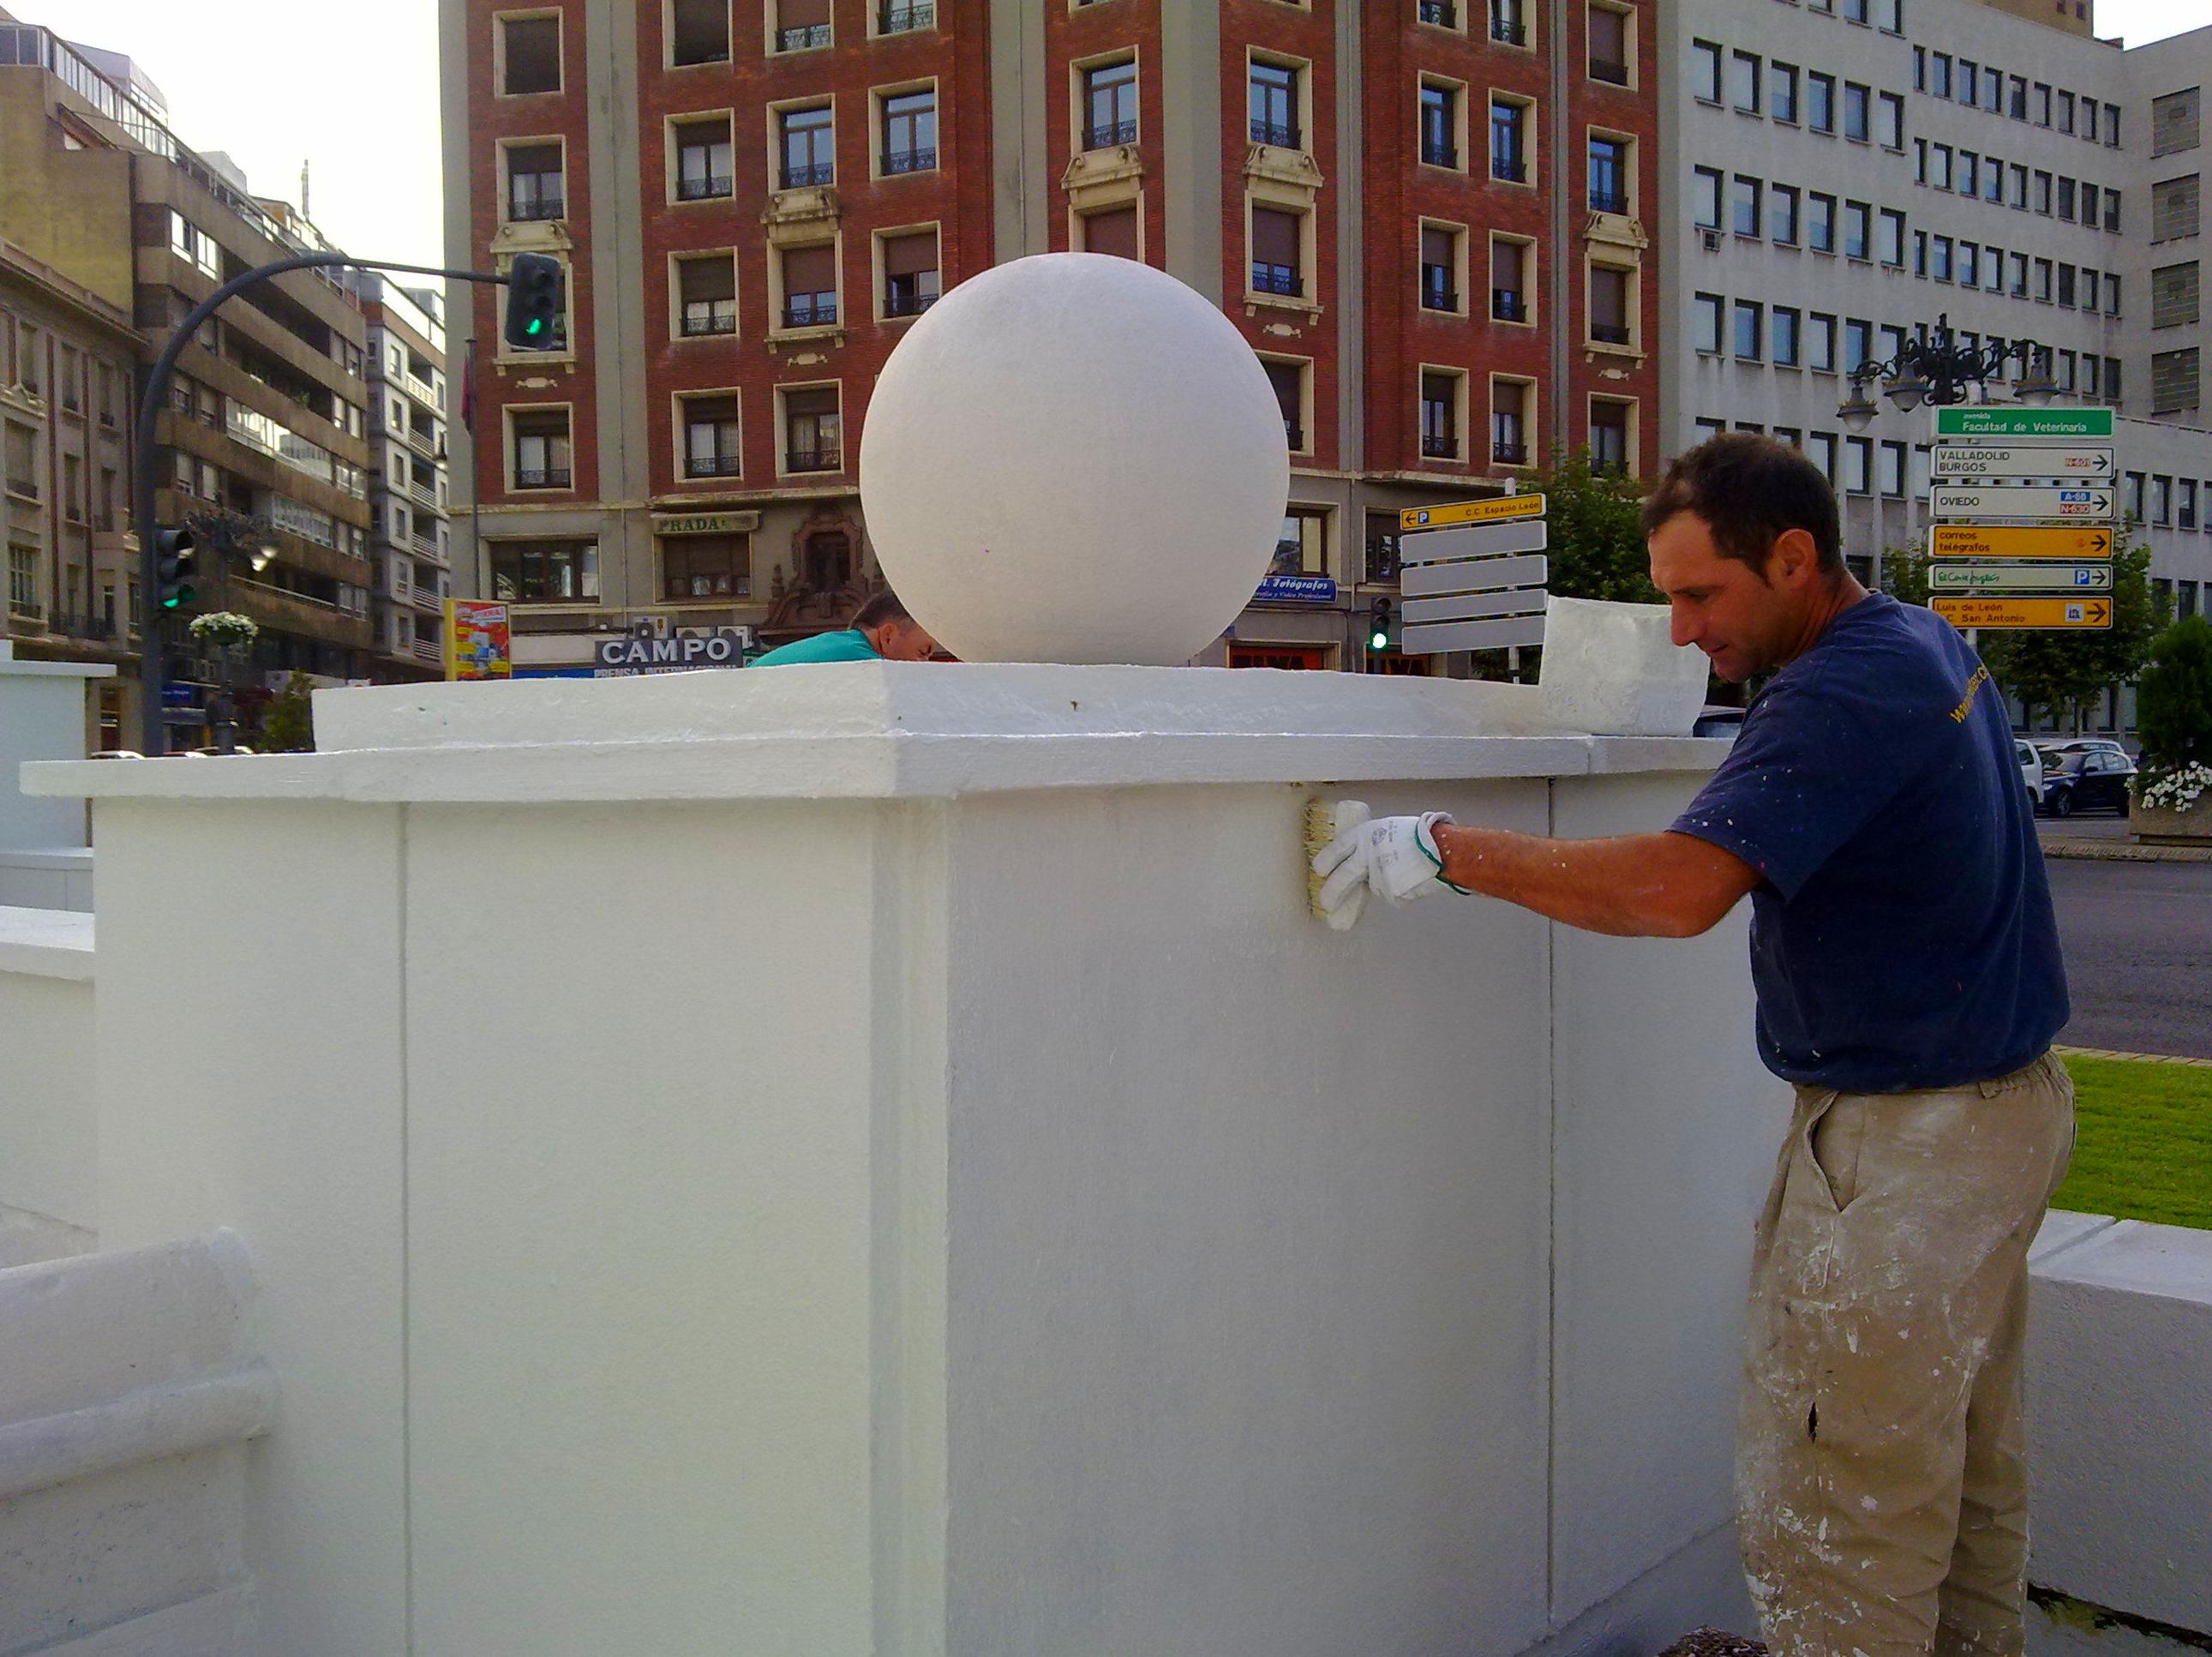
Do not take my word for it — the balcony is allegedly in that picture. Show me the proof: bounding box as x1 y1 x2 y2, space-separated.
776 23 831 51
1250 120 1301 149
508 191 566 222
1418 0 1457 23
780 162 834 189
1421 435 1459 459
677 173 734 201
1588 189 1628 215
411 528 441 553
1590 57 1629 86
680 307 738 337
1420 281 1458 313
1420 141 1458 168
1492 154 1527 183
882 147 936 176
412 637 441 663
879 3 933 31
782 295 838 329
1250 263 1304 298
50 613 118 642
786 447 842 473
409 481 443 513
1490 15 1526 45
4 477 35 501
1589 322 1633 345
7 597 45 624
1085 120 1138 151
1492 440 1528 465
513 467 572 490
683 454 742 479
405 423 440 456
1492 290 1527 321
412 585 443 609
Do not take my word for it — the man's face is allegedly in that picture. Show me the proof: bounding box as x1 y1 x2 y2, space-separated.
870 618 942 662
1646 512 1817 684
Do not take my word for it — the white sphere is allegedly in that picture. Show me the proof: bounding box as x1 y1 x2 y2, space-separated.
859 254 1290 665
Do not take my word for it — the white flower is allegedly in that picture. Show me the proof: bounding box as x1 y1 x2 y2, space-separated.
188 610 260 650
2135 759 2212 815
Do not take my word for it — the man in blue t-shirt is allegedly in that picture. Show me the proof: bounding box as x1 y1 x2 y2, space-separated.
749 589 943 667
1314 434 2071 1655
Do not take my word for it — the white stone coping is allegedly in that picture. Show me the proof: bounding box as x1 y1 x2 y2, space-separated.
0 848 93 868
22 663 1730 804
0 904 93 981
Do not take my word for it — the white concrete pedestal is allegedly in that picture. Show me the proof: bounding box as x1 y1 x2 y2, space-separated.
27 665 1778 1655
0 642 109 913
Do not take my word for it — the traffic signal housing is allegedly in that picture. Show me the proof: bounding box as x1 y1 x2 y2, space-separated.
503 252 564 351
1368 596 1394 653
155 527 199 612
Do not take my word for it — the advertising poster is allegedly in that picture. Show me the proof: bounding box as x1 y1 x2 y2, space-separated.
446 599 511 680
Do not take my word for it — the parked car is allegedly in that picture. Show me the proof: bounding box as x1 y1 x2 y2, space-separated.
1692 705 1747 739
2035 737 2131 765
2015 741 2044 807
2039 749 2137 818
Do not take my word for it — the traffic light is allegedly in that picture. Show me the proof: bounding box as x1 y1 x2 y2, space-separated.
1368 596 1394 653
503 252 564 350
154 526 199 611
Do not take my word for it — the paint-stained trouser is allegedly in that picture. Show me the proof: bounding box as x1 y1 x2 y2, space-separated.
1737 1051 2075 1656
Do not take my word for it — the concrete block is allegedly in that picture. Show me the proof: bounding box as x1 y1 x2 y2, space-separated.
0 907 98 1233
2030 1209 2119 1266
2029 1221 2212 1633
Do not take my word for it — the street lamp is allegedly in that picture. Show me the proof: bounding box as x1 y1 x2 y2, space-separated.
1836 312 2055 428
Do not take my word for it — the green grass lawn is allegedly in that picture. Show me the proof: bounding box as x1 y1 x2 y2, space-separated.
2053 1054 2212 1231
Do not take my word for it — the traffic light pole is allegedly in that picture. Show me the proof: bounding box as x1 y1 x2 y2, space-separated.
134 254 513 754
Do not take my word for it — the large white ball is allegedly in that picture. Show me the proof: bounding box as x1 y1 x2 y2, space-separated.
860 254 1290 665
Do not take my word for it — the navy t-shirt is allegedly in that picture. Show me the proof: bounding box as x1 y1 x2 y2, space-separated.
1669 592 2067 1092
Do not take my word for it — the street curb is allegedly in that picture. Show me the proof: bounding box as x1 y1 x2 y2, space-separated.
2041 838 2212 864
2055 1044 2212 1069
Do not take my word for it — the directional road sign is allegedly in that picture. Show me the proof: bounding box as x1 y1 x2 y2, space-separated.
1933 406 2113 439
1931 596 2112 630
1928 525 2115 561
1402 552 1548 599
1930 485 2115 521
1400 493 1545 532
1401 603 1550 657
1928 562 2113 592
1930 445 2115 484
1396 519 1548 566
1403 579 1555 627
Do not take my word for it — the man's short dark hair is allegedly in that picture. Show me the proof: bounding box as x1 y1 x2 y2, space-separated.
851 589 912 630
1640 432 1843 579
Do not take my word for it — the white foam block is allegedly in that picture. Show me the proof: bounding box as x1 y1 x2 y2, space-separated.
1538 597 1710 737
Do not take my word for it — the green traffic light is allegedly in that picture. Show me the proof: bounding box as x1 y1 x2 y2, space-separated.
1370 630 1389 650
526 317 543 335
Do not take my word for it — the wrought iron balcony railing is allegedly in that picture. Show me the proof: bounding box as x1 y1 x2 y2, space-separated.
782 295 838 328
780 162 834 189
513 466 572 489
1084 119 1138 150
677 173 734 201
777 23 831 51
882 147 936 175
1491 290 1527 321
1250 120 1301 148
1250 263 1303 297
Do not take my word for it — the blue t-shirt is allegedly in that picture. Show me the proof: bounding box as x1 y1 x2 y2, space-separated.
1669 592 2067 1092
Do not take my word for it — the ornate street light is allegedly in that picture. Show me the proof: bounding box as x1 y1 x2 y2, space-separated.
1836 312 2056 430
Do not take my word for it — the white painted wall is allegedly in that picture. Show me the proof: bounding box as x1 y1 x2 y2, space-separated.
0 904 96 1260
0 645 107 856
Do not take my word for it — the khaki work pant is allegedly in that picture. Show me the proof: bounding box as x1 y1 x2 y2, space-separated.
1737 1050 2075 1657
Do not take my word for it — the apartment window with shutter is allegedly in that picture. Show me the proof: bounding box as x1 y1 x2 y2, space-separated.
510 410 572 490
1490 379 1529 465
1491 237 1530 321
2152 349 2200 413
1586 5 1628 86
880 87 938 174
1081 206 1139 259
781 243 837 327
669 0 730 65
776 0 831 52
663 534 748 600
1588 399 1630 475
506 142 565 219
674 117 734 199
2154 262 2201 330
1419 224 1460 312
1588 264 1631 345
2153 176 2201 244
1262 358 1306 450
779 105 834 189
782 385 842 471
1250 206 1304 297
500 15 561 94
882 228 940 317
2152 88 2200 158
1420 371 1460 459
1082 59 1138 148
676 253 737 336
680 394 742 478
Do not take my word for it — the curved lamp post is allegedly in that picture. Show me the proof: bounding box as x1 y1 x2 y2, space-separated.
1837 312 2059 434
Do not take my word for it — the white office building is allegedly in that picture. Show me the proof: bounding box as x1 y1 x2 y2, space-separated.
350 274 452 680
1658 0 2210 727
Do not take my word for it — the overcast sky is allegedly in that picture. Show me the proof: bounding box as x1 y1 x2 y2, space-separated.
39 0 2210 279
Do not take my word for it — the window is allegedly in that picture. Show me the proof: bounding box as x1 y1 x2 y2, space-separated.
1589 263 1632 345
1959 62 1978 105
2034 170 2052 214
2152 87 2200 159
1586 5 1629 86
775 0 831 51
1693 291 1723 355
2083 268 2099 311
1843 200 1870 261
1733 175 1761 239
2009 75 2026 120
2058 263 2076 308
680 394 741 478
668 0 728 65
2009 163 2026 208
1773 306 1801 366
1420 370 1460 459
662 534 748 600
2108 273 2122 316
2105 189 2121 234
1877 207 1905 267
1913 46 1926 93
1843 316 1871 372
1844 435 1872 495
2105 104 2121 147
2152 475 2173 525
1959 242 1979 286
2010 251 2028 296
1734 300 1763 361
1932 144 1951 191
880 87 937 174
2125 471 2146 521
2058 90 2076 135
1843 81 1869 142
1262 358 1307 450
1693 166 1723 230
1771 184 1800 245
1490 378 1530 465
490 540 597 602
1771 62 1799 123
782 385 842 472
505 142 564 219
1491 236 1531 321
1490 98 1530 183
2152 349 2201 413
1272 508 1329 578
1807 191 1836 252
1982 67 2002 114
2154 262 2201 330
501 13 561 93
1490 0 1527 46
2082 181 2099 225
1730 51 1760 116
675 252 737 336
1983 160 2003 204
1932 235 1951 283
1807 312 1837 372
1588 399 1631 475
674 117 734 200
509 410 572 489
1420 224 1460 312
1419 81 1459 168
2181 479 2198 532
1959 151 1978 195
779 104 834 189
1250 206 1304 297
881 228 940 317
1808 431 1837 482
2035 82 2051 128
1879 441 1905 497
1081 205 1138 259
1691 39 1722 104
1878 91 1903 149
1930 51 1951 99
1588 135 1629 213
2035 257 2053 303
1083 58 1137 148
1807 72 1835 134
2083 95 2099 141
781 243 837 327
1250 57 1301 148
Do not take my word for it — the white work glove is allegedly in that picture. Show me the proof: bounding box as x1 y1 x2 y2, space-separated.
1311 812 1462 924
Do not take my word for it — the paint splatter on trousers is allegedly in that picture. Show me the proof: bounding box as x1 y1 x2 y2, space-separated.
1737 1050 2075 1656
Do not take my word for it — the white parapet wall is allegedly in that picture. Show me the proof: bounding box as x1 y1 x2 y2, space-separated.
0 903 96 1266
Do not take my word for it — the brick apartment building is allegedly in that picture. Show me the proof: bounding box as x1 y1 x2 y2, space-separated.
442 0 1658 674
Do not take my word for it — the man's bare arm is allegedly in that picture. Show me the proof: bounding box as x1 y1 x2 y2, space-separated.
1427 824 1763 939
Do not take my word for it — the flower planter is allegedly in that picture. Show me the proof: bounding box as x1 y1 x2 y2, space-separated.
2128 798 2212 845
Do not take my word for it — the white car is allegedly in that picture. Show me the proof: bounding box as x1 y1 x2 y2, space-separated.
2015 741 2044 806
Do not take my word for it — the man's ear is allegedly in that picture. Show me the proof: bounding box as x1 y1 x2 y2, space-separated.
1771 526 1819 588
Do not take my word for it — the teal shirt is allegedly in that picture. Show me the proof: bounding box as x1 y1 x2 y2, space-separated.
748 628 881 667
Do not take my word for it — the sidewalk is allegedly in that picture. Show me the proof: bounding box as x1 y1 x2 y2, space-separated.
2041 835 2212 863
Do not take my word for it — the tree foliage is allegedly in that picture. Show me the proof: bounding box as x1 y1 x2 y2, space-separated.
2135 614 2212 775
259 672 317 753
1536 450 1662 604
